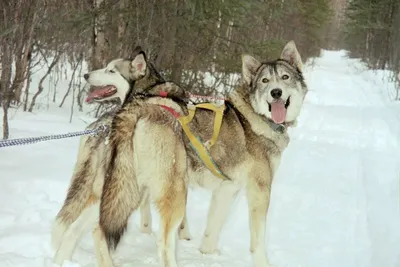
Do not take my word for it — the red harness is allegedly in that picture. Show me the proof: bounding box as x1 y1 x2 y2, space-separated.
159 104 180 118
153 90 181 118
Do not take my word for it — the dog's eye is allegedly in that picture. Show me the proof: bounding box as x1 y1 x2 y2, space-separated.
282 74 289 80
262 78 269 83
109 70 115 73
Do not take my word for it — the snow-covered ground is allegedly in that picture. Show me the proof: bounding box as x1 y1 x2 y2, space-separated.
1 50 400 267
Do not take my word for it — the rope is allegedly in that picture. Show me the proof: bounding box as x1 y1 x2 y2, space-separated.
0 125 109 148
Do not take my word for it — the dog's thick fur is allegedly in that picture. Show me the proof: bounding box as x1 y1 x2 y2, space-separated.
97 40 308 267
51 48 191 266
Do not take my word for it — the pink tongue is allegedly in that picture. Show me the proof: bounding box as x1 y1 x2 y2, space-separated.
270 101 286 124
85 87 110 103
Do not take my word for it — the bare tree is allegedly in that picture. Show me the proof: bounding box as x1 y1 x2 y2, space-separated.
1 43 13 139
23 55 33 112
11 1 38 105
29 53 61 112
92 0 108 69
59 56 83 108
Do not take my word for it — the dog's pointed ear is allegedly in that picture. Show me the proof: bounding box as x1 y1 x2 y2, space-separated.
280 40 303 71
130 51 147 78
242 54 261 85
132 45 143 55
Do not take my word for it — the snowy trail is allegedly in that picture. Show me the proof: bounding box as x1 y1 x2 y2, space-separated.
1 50 400 267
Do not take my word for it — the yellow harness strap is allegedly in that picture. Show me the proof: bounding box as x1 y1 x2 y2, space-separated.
177 103 228 180
192 103 226 149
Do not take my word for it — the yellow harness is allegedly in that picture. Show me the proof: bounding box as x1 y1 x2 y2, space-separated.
160 101 229 180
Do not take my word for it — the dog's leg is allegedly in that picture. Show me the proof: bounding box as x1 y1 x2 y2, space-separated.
51 217 69 252
140 192 152 234
200 182 239 254
53 200 99 265
247 176 273 267
52 135 98 250
153 142 187 267
93 224 115 267
156 184 185 267
178 213 191 241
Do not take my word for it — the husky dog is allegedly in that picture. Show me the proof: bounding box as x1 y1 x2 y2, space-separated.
97 40 307 267
51 47 191 266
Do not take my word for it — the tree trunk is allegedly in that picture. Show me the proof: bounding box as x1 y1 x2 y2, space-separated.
211 0 223 73
11 2 38 104
23 56 33 111
225 20 234 48
92 0 107 70
135 0 140 44
59 58 82 108
117 0 127 57
1 44 13 139
76 56 84 112
69 79 77 123
53 66 60 103
381 0 396 70
29 54 61 112
168 0 183 82
144 0 157 49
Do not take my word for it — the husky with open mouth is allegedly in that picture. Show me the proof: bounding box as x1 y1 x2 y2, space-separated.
51 46 191 266
247 47 306 127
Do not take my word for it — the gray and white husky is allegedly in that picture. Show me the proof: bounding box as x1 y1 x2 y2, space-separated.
51 47 191 266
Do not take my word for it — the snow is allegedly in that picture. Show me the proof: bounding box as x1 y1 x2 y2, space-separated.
1 50 400 267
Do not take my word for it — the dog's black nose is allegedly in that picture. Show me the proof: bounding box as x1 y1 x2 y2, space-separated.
270 88 282 99
83 73 89 80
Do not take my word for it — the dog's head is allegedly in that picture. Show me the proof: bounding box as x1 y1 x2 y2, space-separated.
241 41 308 124
84 46 156 104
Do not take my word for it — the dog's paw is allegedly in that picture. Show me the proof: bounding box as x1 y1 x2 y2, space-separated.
199 237 220 255
252 249 274 267
179 234 192 241
178 227 192 241
140 224 152 234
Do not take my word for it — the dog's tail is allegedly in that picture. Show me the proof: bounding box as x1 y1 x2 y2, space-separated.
52 134 98 248
100 110 142 251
